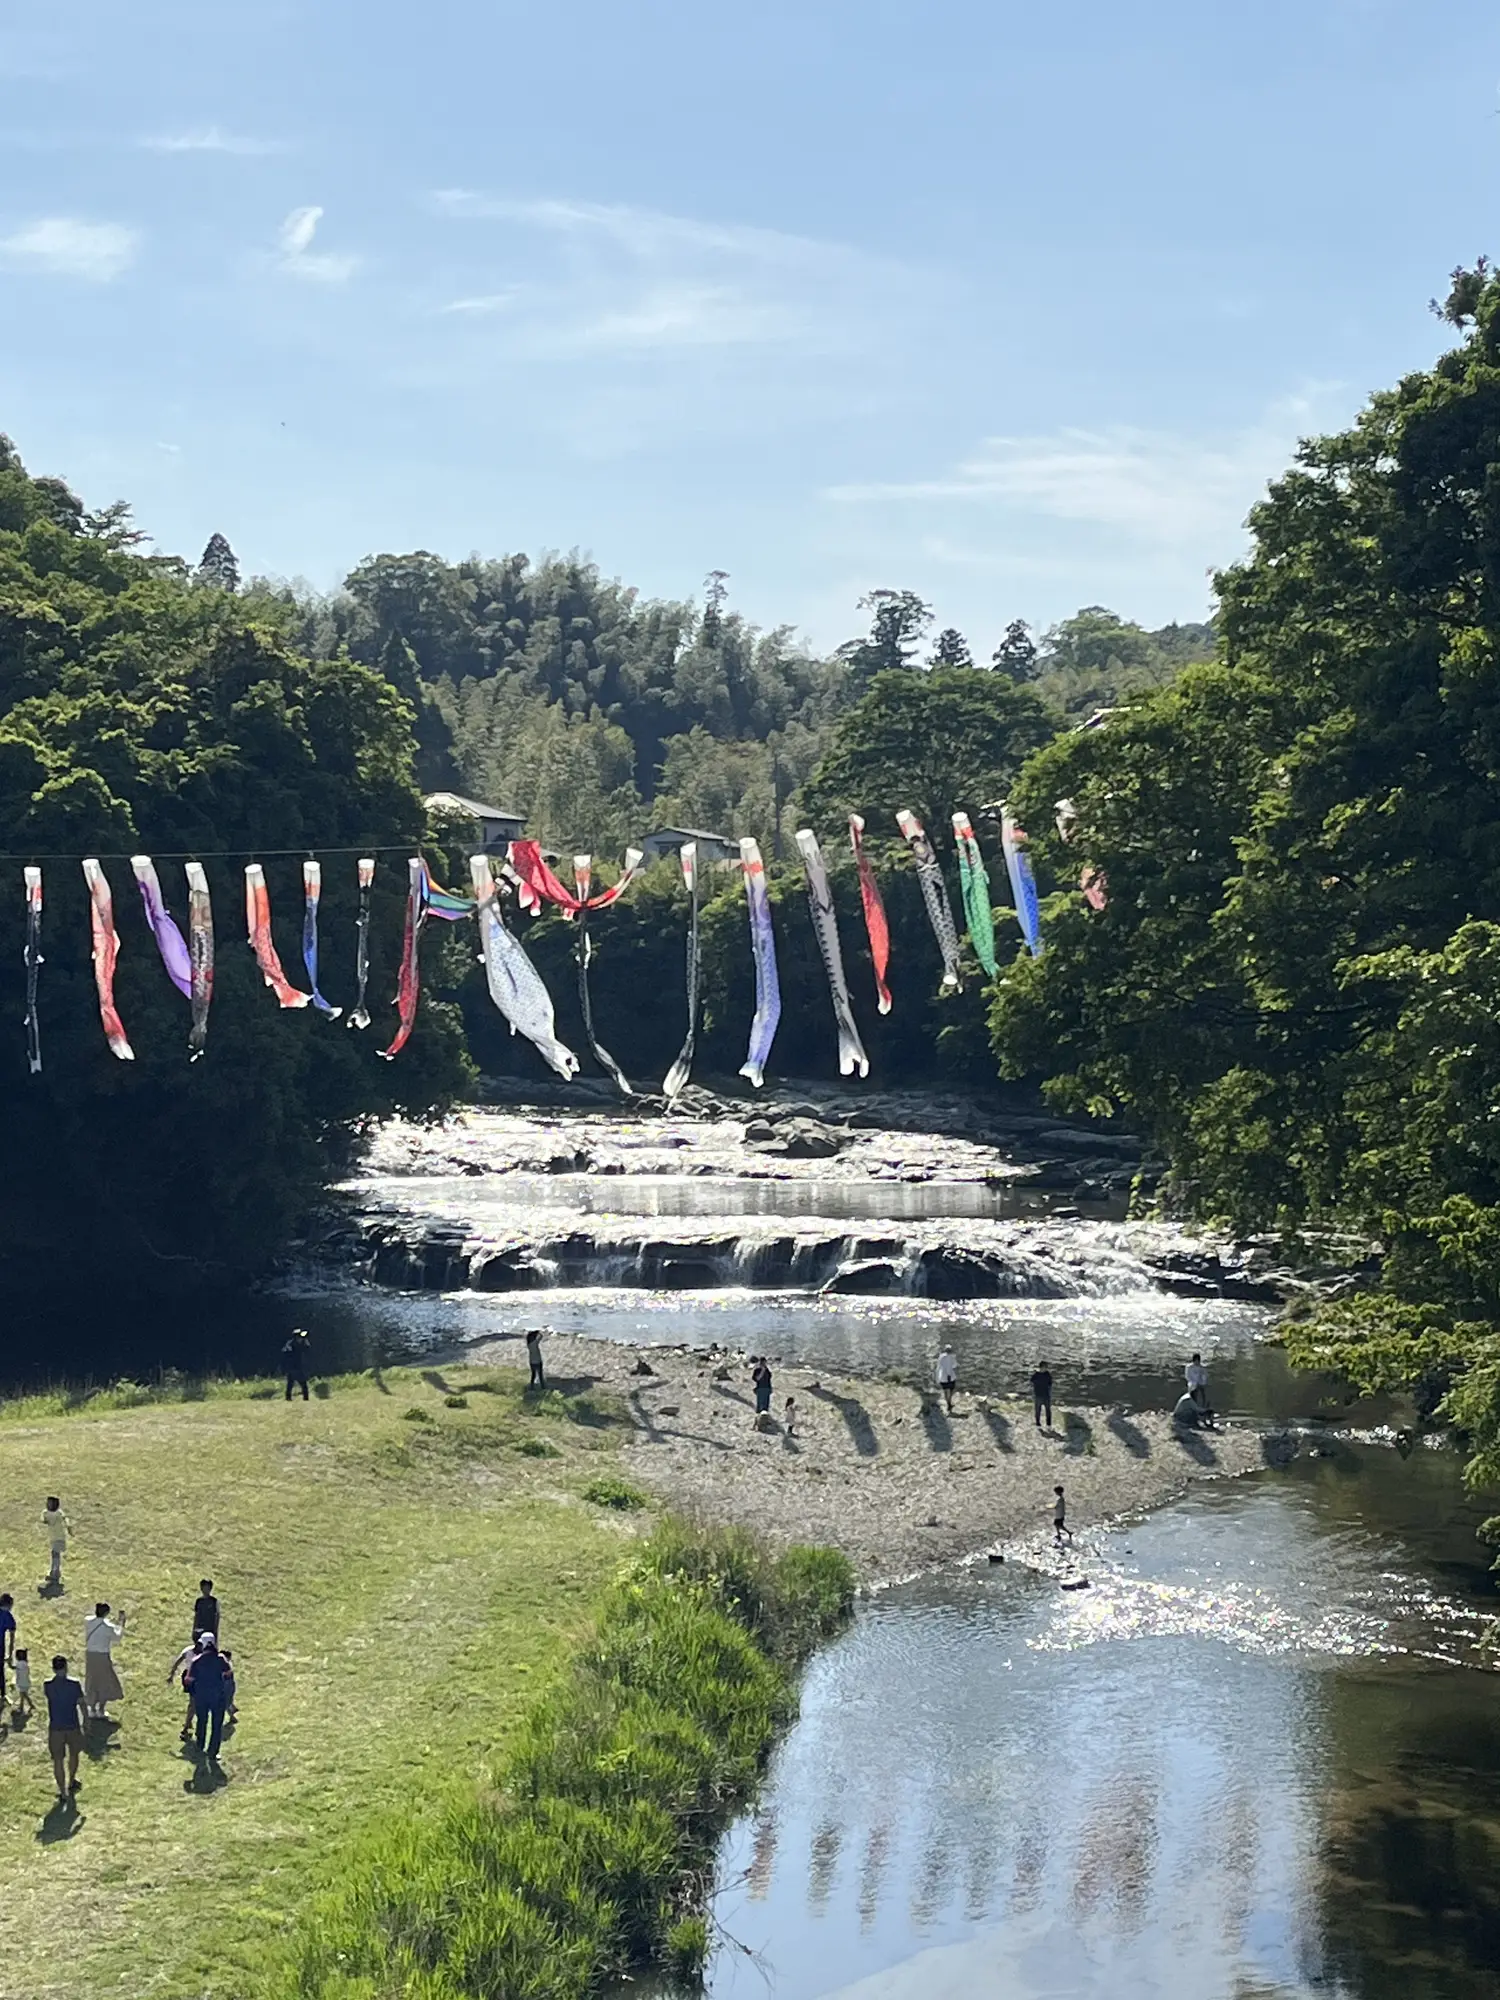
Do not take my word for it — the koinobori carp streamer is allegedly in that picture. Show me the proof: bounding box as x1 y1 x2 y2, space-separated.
301 861 342 1018
380 857 425 1060
848 814 892 1014
245 865 312 1008
896 808 962 991
1001 807 1044 956
952 812 998 977
23 865 43 1074
131 856 193 999
347 857 375 1029
662 842 701 1101
738 837 782 1088
82 858 135 1061
796 827 869 1079
185 862 214 1059
573 854 633 1095
470 853 579 1079
508 837 645 917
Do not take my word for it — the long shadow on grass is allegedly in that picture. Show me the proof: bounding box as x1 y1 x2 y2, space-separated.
36 1800 84 1843
808 1385 879 1457
1106 1409 1151 1459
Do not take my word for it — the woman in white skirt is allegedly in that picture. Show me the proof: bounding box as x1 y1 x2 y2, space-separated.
83 1602 126 1717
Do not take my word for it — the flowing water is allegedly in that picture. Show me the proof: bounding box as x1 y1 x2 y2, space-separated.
14 1106 1498 1996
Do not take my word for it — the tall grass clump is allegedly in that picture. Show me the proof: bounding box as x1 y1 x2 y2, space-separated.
280 1523 854 2000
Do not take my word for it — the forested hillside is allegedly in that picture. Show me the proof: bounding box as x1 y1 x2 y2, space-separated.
988 264 1500 1509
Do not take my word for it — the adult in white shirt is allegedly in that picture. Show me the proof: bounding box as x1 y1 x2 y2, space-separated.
936 1348 959 1415
83 1601 126 1718
1185 1353 1210 1414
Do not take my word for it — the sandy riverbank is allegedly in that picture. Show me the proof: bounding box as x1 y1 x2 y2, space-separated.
468 1329 1274 1582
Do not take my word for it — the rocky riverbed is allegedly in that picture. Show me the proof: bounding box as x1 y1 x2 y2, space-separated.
470 1326 1276 1583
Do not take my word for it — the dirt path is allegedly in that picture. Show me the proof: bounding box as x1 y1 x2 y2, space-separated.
468 1329 1273 1583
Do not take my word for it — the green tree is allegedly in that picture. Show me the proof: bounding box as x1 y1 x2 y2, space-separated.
991 619 1038 681
928 626 972 667
837 590 932 692
802 667 1057 852
194 531 241 592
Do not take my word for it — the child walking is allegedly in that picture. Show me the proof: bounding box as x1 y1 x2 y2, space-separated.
1053 1484 1073 1546
12 1647 33 1719
42 1497 69 1588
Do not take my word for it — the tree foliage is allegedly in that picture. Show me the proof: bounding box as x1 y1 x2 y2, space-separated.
0 436 471 1302
989 268 1500 1517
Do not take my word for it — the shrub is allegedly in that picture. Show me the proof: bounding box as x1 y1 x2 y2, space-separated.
443 1394 468 1409
402 1406 433 1424
515 1436 561 1459
582 1476 647 1511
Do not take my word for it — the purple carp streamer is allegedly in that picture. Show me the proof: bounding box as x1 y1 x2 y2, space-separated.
131 856 193 998
573 854 633 1095
23 866 43 1074
380 858 425 1060
662 842 701 1101
896 809 962 991
952 812 999 977
301 861 342 1018
470 854 580 1079
245 864 312 1009
185 862 214 1060
795 827 869 1079
1001 807 1044 957
737 837 781 1088
347 857 375 1029
82 859 135 1061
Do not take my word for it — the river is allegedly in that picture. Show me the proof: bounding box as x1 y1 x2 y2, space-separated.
14 1102 1498 1995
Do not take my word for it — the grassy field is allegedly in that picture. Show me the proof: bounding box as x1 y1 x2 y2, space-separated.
0 1363 637 2000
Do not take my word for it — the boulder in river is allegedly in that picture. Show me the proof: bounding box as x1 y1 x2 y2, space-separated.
822 1259 905 1296
473 1252 547 1292
917 1247 1004 1299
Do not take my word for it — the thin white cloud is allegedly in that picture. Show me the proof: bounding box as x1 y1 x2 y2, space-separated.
0 216 138 281
824 398 1334 548
142 126 288 156
275 205 359 283
428 188 903 357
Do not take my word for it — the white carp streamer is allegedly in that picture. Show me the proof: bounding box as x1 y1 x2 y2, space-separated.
796 827 869 1079
662 842 701 1100
469 854 579 1080
896 808 962 990
738 837 782 1087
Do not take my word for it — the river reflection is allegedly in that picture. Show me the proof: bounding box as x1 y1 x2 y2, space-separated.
645 1447 1498 2000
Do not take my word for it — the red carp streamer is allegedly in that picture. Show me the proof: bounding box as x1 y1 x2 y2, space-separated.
82 858 135 1060
848 814 892 1014
244 864 311 1008
508 838 644 915
380 857 426 1060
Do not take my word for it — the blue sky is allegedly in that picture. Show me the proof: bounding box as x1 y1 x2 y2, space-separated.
2 0 1497 656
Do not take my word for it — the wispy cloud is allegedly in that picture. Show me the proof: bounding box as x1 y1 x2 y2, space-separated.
429 189 903 355
275 205 359 283
0 216 138 281
825 398 1333 548
142 126 288 156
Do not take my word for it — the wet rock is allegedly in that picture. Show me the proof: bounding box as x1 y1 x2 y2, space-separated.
656 1259 721 1290
630 1358 656 1375
742 1118 777 1143
473 1253 548 1292
1155 1273 1221 1300
822 1259 904 1296
917 1247 1005 1300
658 1404 681 1418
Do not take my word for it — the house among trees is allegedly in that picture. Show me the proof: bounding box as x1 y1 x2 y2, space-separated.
424 791 527 851
640 826 739 867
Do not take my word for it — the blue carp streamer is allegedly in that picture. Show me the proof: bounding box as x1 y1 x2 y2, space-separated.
1001 808 1044 956
302 861 342 1018
737 837 782 1088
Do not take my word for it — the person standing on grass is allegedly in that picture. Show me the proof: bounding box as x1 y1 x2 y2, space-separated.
167 1634 207 1741
1031 1364 1054 1430
186 1633 230 1763
282 1328 312 1401
83 1602 126 1719
0 1592 15 1708
936 1347 959 1415
192 1579 220 1641
12 1648 33 1719
44 1655 85 1798
525 1328 545 1389
1053 1484 1073 1547
42 1497 68 1587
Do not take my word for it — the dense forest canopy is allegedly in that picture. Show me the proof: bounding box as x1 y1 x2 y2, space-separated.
988 264 1500 1515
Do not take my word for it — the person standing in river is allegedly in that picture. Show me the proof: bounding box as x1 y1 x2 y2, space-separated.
936 1347 959 1415
525 1329 545 1389
1031 1364 1054 1430
282 1329 312 1402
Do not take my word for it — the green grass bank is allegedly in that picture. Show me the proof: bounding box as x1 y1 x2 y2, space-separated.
0 1366 853 2000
